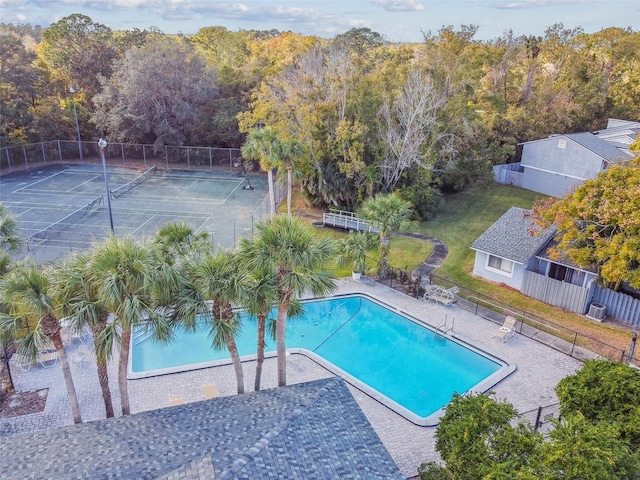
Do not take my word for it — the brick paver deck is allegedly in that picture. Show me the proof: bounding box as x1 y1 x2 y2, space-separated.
1 278 583 479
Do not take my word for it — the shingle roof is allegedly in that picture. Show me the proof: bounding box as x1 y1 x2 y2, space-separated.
0 378 404 480
564 132 631 163
536 240 596 274
470 206 556 264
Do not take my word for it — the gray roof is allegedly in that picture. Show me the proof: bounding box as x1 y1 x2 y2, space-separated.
470 207 556 264
536 240 596 274
564 132 631 163
0 378 404 480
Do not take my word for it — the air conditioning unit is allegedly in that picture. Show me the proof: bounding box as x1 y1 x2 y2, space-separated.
587 302 607 321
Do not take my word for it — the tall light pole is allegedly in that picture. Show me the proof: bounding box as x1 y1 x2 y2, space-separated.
98 138 115 234
69 87 83 163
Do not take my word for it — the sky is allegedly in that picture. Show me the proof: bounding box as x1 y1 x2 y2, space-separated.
1 0 637 43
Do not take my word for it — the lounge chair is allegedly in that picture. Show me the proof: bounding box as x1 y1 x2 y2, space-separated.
203 383 219 399
37 349 58 368
13 353 33 372
169 397 185 406
494 316 517 343
72 345 93 365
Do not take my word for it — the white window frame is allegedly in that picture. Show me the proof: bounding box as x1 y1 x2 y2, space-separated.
485 254 514 277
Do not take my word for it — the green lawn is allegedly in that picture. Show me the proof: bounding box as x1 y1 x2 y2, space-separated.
319 228 433 278
412 183 632 351
418 184 543 289
297 182 632 353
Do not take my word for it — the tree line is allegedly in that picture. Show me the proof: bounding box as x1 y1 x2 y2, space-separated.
1 16 638 215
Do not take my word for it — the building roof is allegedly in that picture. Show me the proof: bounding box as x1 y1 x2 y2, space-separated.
563 132 631 163
536 240 596 274
470 206 556 264
0 378 404 479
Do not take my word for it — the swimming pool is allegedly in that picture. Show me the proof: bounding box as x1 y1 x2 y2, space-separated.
130 294 514 425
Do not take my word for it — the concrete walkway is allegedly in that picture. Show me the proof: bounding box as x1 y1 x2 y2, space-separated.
1 278 583 479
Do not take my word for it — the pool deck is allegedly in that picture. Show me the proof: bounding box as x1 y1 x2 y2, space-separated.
1 278 583 479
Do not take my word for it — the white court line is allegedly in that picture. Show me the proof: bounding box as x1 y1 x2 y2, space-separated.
12 169 67 194
14 207 35 217
68 174 103 192
127 214 157 238
194 212 216 236
176 179 201 198
222 179 247 204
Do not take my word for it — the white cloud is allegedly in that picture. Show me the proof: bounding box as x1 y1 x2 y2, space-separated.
372 0 424 11
491 0 600 9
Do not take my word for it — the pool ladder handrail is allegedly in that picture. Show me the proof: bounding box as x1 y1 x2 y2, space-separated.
434 315 455 341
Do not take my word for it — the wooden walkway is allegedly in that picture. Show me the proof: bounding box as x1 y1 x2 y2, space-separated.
322 210 379 233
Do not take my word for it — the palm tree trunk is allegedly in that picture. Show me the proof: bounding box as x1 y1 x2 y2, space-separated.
119 325 131 416
267 169 276 217
51 333 83 424
286 165 293 217
90 319 114 418
225 337 245 394
1 356 15 395
97 360 114 418
379 233 391 279
276 296 290 387
254 312 267 391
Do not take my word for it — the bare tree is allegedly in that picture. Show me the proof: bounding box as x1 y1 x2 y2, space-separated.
378 69 448 191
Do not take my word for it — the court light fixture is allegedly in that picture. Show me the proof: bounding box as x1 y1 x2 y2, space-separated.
98 138 115 234
69 87 84 163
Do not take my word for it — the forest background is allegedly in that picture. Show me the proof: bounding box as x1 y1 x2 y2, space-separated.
1 16 638 215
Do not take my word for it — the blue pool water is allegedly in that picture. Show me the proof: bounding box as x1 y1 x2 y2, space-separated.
130 295 511 425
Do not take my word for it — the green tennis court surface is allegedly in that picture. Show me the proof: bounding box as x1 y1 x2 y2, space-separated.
0 164 269 264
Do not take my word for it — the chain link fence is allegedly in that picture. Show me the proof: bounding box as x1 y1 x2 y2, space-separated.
0 140 244 174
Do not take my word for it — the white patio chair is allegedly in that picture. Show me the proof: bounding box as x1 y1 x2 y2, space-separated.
494 316 517 343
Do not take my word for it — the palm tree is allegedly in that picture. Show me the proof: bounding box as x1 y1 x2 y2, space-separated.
86 236 156 416
0 203 23 391
54 252 114 418
175 249 248 394
0 203 23 274
276 138 305 217
240 267 276 391
241 126 282 217
336 231 378 277
358 193 416 279
152 221 209 265
0 261 82 423
240 216 337 386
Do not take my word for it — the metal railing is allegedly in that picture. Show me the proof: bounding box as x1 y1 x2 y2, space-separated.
369 264 639 367
322 209 380 233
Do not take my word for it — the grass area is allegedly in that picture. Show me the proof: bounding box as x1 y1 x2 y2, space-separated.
291 181 633 355
315 227 433 278
417 183 634 353
419 183 543 288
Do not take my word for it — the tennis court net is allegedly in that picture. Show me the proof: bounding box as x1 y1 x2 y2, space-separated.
28 196 103 247
111 165 157 198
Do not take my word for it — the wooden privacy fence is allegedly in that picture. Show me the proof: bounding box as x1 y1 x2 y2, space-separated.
592 286 640 326
521 270 591 315
493 163 524 187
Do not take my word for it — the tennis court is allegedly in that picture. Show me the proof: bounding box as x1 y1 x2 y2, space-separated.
0 163 270 264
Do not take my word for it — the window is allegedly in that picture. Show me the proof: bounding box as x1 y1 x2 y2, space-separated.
487 255 513 275
549 263 586 286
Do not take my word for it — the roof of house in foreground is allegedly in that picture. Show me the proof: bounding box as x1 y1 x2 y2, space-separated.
470 206 557 264
0 378 404 479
